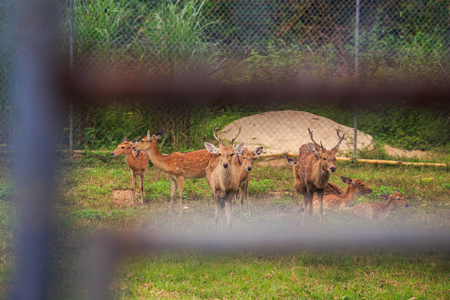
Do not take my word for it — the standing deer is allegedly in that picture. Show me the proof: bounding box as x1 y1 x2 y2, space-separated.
300 176 372 213
132 129 218 216
236 146 264 216
205 126 245 232
286 128 345 226
111 138 149 204
350 191 408 220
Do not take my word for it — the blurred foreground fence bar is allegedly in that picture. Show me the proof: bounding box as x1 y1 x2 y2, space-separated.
12 0 61 299
87 229 450 300
6 1 449 299
66 71 450 105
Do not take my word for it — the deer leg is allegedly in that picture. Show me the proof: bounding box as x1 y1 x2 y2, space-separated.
168 177 177 215
176 176 185 217
244 180 250 217
139 173 145 204
215 197 224 233
225 198 233 233
131 170 136 205
303 190 313 228
317 189 325 223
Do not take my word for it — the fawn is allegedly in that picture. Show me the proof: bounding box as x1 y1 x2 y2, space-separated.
350 191 408 220
235 146 264 216
111 138 149 204
301 176 372 213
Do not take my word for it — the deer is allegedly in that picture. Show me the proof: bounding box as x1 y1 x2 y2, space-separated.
299 176 372 214
132 129 220 216
235 146 264 216
299 143 345 196
350 191 408 220
111 138 149 204
204 126 246 232
286 128 345 226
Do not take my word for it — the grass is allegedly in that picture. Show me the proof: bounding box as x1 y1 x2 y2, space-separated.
0 153 449 299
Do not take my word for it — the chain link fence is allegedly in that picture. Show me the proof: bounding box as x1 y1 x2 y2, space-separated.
1 0 449 159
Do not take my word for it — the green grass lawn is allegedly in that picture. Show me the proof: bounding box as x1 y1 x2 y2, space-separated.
0 153 449 299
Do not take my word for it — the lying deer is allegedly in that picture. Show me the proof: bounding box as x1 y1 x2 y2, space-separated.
286 128 345 226
300 176 372 213
111 138 149 204
350 191 408 220
133 129 240 216
236 146 264 216
205 126 245 232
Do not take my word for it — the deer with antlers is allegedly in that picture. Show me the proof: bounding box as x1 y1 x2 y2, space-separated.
111 138 149 204
132 129 221 216
204 126 245 232
286 128 345 226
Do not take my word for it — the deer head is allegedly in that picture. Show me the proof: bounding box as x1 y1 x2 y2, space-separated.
111 141 133 157
205 124 245 168
340 176 373 195
242 147 263 172
132 129 165 151
307 128 345 174
382 191 409 208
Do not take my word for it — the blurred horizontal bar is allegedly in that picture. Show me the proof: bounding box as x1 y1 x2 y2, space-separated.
91 229 450 256
65 71 449 106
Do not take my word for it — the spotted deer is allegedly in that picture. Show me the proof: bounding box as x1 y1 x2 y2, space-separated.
235 146 264 216
205 126 245 232
300 176 372 214
350 191 408 220
286 128 345 226
132 129 217 216
111 138 149 204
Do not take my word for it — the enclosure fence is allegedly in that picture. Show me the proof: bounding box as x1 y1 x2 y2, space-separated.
1 0 449 157
4 1 450 299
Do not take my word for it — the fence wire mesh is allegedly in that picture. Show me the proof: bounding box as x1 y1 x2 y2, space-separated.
1 0 449 158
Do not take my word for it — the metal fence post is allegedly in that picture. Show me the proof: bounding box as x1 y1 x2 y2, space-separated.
69 0 74 155
353 0 361 160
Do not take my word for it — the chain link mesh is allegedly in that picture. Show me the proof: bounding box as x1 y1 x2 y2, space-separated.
2 0 449 158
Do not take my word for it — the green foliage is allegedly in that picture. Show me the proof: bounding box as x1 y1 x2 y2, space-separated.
249 179 277 197
74 208 135 221
136 0 221 77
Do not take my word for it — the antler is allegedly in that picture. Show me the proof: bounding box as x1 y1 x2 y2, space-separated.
230 126 242 145
308 128 323 150
331 131 345 151
213 124 222 145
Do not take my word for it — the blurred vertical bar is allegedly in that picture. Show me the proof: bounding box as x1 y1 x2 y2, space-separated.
11 0 61 299
69 0 74 155
353 0 360 160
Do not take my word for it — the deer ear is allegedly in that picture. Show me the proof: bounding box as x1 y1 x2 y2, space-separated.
286 157 297 165
253 146 263 156
204 142 218 154
147 130 152 141
155 129 164 139
308 143 320 158
234 142 246 155
381 194 390 200
340 176 352 185
122 136 128 142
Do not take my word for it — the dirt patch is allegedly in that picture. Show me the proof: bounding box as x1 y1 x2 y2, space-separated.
383 145 431 159
220 110 373 155
112 189 134 207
